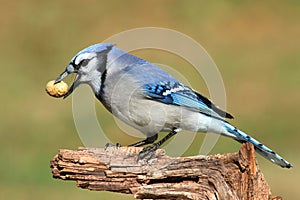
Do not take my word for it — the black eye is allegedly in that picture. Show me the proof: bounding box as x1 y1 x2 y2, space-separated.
80 59 90 67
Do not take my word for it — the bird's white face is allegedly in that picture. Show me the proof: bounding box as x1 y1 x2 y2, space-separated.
72 52 105 95
55 47 111 98
72 52 101 83
73 52 97 66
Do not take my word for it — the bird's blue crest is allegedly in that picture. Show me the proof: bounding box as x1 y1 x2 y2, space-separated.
71 43 115 62
78 43 115 54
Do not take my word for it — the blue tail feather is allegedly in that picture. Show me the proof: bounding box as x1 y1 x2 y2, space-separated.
224 123 292 168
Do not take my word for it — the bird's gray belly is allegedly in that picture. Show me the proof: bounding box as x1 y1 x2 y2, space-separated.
113 95 221 136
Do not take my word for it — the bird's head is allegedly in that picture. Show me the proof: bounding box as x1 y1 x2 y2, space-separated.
55 43 115 98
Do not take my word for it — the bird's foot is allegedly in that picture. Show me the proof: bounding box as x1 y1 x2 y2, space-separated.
104 142 121 150
137 143 159 162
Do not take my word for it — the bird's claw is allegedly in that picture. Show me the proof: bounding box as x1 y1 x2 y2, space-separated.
137 143 159 162
104 142 121 150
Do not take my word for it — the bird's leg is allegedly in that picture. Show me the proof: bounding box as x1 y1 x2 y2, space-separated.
129 134 158 147
138 128 180 162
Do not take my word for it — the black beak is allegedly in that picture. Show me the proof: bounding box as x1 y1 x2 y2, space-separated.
54 64 79 98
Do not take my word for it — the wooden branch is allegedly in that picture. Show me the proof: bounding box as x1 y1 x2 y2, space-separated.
50 143 282 200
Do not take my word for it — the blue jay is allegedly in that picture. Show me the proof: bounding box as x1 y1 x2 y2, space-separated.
55 43 292 168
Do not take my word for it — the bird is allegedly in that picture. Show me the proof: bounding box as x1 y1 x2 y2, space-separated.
54 43 292 168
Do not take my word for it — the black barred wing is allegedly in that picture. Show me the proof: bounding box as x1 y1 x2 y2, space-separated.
143 81 233 120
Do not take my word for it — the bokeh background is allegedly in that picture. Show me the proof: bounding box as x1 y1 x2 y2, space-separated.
1 1 299 199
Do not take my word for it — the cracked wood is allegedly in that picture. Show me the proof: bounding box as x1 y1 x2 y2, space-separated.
50 143 282 200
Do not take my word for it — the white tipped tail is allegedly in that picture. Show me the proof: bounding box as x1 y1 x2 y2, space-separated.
224 123 292 168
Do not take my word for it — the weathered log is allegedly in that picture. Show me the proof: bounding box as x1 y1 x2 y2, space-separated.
50 142 282 200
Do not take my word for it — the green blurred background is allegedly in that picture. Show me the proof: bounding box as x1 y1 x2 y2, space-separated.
1 0 299 199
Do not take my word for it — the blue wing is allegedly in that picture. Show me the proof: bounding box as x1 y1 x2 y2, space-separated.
143 81 233 120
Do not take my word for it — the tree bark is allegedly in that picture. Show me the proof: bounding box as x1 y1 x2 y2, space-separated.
50 142 282 200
